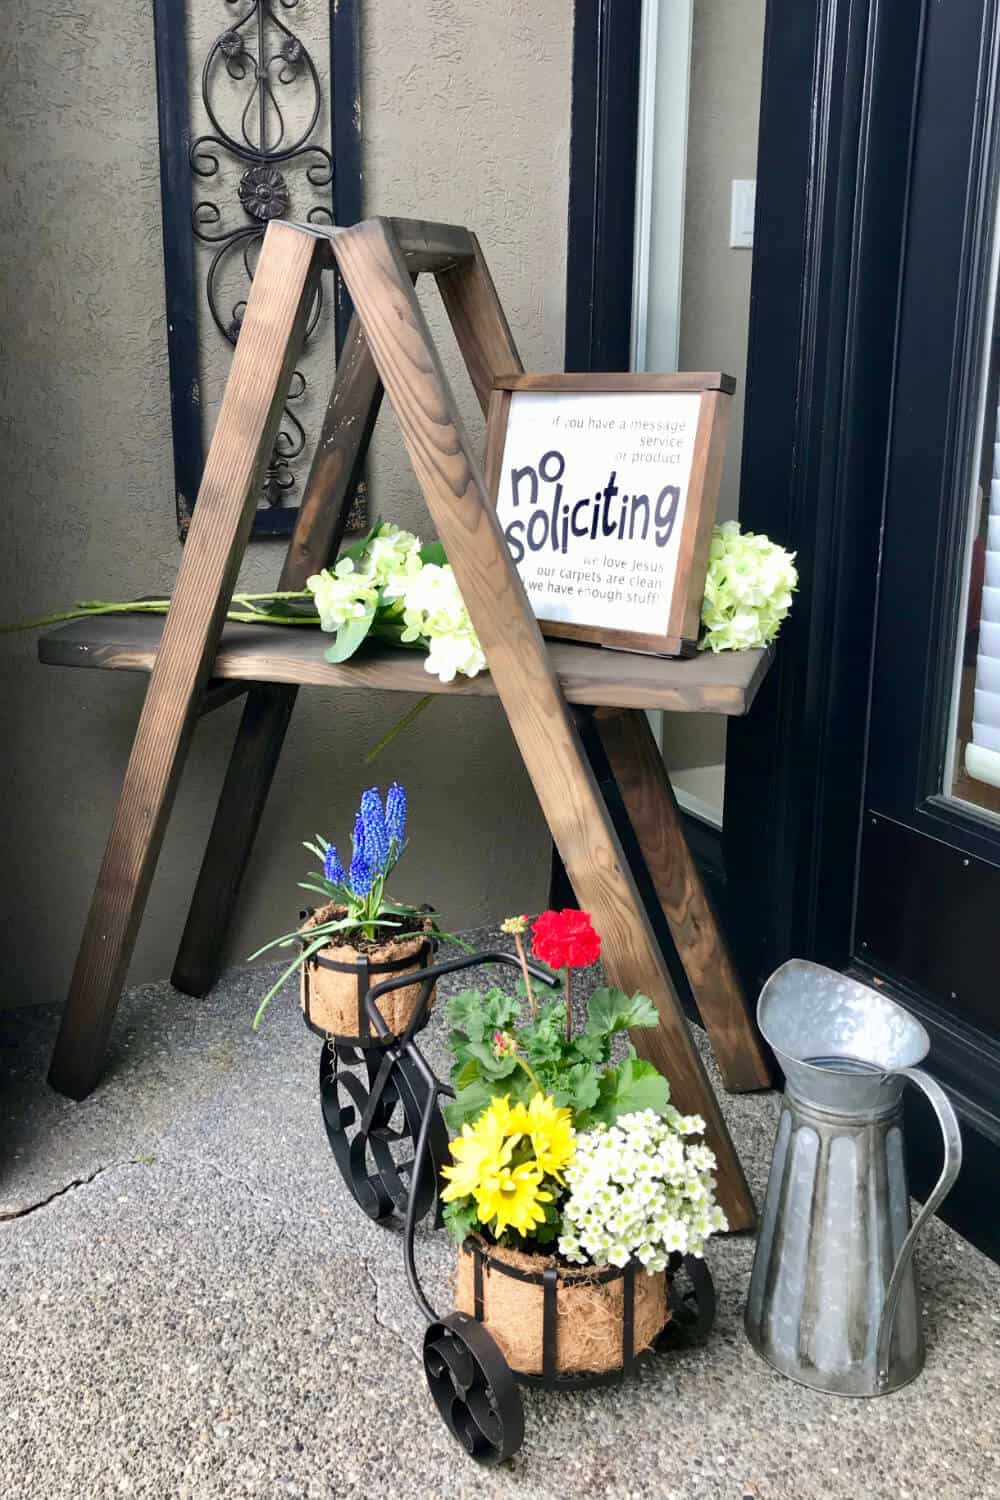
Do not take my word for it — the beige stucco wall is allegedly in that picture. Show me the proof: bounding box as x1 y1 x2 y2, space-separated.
0 3 569 1009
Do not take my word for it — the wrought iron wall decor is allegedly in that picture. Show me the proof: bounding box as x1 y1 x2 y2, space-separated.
153 0 364 538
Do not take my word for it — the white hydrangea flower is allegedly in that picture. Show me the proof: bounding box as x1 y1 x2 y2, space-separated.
365 523 423 589
398 563 485 683
306 557 379 632
700 520 798 653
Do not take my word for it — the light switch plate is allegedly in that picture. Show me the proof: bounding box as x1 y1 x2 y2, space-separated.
730 179 756 249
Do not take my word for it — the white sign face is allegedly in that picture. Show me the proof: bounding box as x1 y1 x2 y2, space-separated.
494 389 702 637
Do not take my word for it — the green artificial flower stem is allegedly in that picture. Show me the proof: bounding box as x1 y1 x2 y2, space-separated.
364 694 434 764
1 591 319 635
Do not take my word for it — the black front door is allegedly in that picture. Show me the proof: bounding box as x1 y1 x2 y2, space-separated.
728 0 1000 1256
854 0 1000 1244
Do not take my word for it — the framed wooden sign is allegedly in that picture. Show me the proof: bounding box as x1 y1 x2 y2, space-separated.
484 372 734 657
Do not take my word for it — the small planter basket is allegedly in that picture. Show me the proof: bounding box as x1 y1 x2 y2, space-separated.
455 1238 669 1386
306 946 718 1466
299 906 436 1046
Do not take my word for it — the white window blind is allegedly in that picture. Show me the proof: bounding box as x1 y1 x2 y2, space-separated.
965 432 1000 788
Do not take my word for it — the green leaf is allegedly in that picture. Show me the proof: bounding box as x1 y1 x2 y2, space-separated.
549 1061 601 1114
296 880 345 902
519 1000 568 1067
451 1056 481 1091
464 1041 518 1081
444 1078 502 1133
584 1057 671 1127
442 1195 480 1244
419 540 448 567
323 605 376 663
479 988 522 1031
571 1028 611 1065
584 988 660 1039
530 1201 562 1245
337 520 381 565
446 989 489 1043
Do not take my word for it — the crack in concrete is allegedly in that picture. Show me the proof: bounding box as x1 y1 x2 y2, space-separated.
0 1158 145 1222
362 1256 421 1357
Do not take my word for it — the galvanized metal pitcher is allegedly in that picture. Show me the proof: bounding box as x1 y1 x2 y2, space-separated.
745 960 962 1396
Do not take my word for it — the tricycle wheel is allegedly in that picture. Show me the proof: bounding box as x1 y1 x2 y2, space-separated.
319 1042 447 1225
658 1252 717 1349
423 1313 524 1465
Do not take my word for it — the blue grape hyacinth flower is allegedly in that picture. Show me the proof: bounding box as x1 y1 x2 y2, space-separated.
323 844 347 887
385 782 407 851
359 786 390 875
348 847 373 898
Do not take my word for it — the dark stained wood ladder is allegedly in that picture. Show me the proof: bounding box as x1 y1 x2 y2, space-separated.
40 217 770 1231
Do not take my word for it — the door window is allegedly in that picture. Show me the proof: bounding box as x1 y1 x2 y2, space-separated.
944 197 1000 823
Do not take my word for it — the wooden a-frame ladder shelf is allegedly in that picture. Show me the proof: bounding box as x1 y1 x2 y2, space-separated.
38 217 772 1231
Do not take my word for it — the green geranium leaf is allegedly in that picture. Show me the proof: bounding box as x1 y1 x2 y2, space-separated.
571 1028 611 1065
443 1070 532 1132
550 1061 601 1114
585 1057 671 1127
323 604 376 663
450 1056 481 1090
464 1041 518 1081
585 988 660 1039
446 989 489 1042
447 987 520 1042
419 541 448 567
444 1079 499 1133
519 1000 567 1066
479 988 522 1031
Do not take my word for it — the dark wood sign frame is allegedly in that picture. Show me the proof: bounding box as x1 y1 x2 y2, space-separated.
485 373 734 658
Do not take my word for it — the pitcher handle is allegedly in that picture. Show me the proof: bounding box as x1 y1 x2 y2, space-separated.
875 1066 962 1390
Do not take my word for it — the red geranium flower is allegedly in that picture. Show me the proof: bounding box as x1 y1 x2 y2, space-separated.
531 909 602 970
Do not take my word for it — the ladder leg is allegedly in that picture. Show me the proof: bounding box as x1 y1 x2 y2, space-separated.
596 709 772 1091
171 683 297 997
48 224 327 1099
170 311 384 995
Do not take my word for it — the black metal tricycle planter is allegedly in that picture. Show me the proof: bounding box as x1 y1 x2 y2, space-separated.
304 951 718 1465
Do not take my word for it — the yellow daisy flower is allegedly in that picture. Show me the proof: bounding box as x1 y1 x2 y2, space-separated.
439 1095 522 1202
474 1162 553 1238
524 1092 575 1182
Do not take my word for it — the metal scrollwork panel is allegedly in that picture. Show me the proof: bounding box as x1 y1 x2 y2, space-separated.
154 0 364 538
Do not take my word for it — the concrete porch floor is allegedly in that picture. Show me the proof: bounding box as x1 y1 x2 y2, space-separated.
2 927 998 1500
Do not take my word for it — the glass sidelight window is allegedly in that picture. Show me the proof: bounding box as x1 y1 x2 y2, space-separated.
943 196 1000 823
631 0 766 827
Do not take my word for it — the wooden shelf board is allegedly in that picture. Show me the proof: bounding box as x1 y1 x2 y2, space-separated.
37 614 772 716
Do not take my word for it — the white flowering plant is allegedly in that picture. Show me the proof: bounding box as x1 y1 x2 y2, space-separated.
699 520 798 653
557 1109 727 1272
